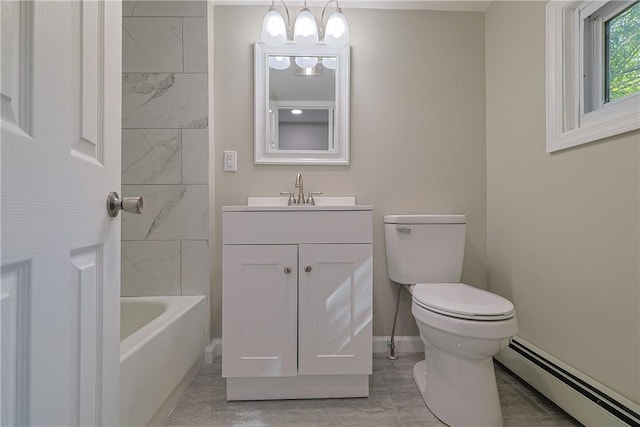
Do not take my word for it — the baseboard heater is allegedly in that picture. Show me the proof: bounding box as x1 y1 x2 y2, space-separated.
496 337 640 427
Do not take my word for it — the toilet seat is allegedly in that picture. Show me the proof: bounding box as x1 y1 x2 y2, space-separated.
412 283 515 321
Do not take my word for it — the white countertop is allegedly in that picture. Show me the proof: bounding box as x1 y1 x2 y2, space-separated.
223 205 373 212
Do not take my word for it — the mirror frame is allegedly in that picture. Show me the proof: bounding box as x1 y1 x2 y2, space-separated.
254 42 350 165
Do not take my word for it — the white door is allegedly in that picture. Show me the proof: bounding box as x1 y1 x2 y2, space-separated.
222 245 298 378
1 1 121 425
298 244 373 375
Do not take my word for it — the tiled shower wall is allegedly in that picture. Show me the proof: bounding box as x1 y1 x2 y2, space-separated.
121 1 209 297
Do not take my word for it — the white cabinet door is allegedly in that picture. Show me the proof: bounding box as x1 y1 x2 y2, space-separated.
1 1 121 425
222 245 298 377
298 244 373 375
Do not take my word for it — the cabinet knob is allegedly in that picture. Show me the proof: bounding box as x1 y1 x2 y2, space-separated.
304 265 312 273
284 266 292 274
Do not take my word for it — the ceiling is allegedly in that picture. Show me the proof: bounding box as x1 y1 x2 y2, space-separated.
211 0 493 13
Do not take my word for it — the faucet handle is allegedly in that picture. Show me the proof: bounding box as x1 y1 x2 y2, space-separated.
280 192 296 206
305 192 323 205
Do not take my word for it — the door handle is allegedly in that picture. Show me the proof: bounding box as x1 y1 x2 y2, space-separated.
304 265 312 273
107 191 143 218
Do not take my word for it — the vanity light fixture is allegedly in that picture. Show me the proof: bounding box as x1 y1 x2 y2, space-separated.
268 55 291 70
261 0 350 48
294 56 318 69
294 63 323 76
321 56 337 70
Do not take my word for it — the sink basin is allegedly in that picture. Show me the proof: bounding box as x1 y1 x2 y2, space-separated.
247 196 356 207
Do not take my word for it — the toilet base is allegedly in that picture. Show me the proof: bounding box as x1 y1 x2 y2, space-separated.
413 349 503 427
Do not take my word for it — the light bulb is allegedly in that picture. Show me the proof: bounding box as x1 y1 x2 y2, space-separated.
291 109 303 115
322 57 337 70
295 56 318 69
294 9 319 47
268 56 291 70
324 11 349 48
261 9 287 46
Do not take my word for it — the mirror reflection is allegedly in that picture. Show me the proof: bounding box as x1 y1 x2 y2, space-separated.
254 42 349 165
268 55 336 152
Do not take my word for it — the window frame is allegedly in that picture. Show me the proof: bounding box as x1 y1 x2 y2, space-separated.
546 0 640 153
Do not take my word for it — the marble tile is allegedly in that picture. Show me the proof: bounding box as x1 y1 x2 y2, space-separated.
181 240 210 295
161 355 581 427
121 241 181 296
498 382 552 421
124 1 205 17
122 1 135 16
122 74 208 129
183 18 208 73
122 129 181 184
164 401 245 426
122 185 208 240
123 18 183 73
181 129 208 184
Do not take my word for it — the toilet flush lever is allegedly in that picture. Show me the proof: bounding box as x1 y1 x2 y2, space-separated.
396 227 411 234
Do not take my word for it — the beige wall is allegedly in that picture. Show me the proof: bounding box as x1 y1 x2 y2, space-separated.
486 1 640 403
212 6 487 338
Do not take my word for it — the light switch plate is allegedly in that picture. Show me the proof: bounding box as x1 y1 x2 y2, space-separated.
224 151 237 172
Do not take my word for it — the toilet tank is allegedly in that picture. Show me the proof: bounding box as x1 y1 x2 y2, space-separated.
384 215 466 285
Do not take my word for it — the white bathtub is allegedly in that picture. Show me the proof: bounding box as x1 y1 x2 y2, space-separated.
120 296 206 427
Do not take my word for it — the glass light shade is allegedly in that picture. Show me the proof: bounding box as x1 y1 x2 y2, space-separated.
261 9 287 46
322 57 337 70
324 11 349 48
294 56 318 68
293 9 319 47
268 56 291 70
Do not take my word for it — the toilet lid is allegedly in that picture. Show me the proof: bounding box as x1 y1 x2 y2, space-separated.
412 283 515 320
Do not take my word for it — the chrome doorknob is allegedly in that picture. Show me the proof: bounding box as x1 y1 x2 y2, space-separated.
107 191 143 218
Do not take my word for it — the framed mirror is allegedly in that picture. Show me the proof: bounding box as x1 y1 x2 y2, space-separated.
255 42 350 165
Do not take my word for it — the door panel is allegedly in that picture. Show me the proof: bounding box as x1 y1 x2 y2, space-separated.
298 244 373 375
69 246 102 426
0 261 30 426
222 245 298 377
1 1 121 425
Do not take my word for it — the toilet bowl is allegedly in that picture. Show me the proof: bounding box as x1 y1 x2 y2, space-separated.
384 215 518 427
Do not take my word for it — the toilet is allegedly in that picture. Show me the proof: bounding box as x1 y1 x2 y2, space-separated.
384 214 518 427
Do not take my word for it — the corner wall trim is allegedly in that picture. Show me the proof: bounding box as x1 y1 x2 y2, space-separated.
205 338 222 364
496 337 640 427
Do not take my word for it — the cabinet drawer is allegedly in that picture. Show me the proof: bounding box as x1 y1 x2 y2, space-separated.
223 210 373 244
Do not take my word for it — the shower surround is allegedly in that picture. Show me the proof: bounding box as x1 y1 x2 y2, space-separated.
121 1 209 298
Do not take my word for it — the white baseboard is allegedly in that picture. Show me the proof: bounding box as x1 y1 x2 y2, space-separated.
372 335 423 354
204 338 222 364
496 336 639 427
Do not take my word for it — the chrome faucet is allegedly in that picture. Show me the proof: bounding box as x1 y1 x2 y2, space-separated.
295 173 304 204
280 174 322 205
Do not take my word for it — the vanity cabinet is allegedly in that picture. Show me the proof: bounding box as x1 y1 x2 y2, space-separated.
222 206 373 400
222 244 298 378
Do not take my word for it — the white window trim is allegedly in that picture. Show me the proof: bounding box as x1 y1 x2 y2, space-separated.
546 1 640 153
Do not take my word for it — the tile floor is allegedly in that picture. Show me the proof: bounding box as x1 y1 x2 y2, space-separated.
162 353 583 427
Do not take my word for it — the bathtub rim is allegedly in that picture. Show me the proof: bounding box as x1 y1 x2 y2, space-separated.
120 295 205 362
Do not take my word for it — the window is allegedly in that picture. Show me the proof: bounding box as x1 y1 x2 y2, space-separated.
605 2 640 102
546 1 640 152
